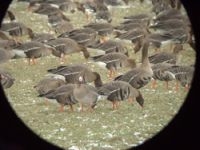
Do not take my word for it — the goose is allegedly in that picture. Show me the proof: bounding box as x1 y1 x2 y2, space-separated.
0 68 15 89
0 22 31 42
46 38 89 63
47 64 103 88
95 10 112 23
89 39 129 56
53 21 73 34
64 32 98 47
0 39 21 50
98 81 144 110
151 62 176 89
13 41 54 65
153 8 183 22
84 23 114 43
114 40 153 89
47 12 70 28
58 28 97 39
73 76 100 112
148 43 184 64
89 52 136 78
168 65 194 91
34 76 66 98
38 83 77 112
27 28 55 43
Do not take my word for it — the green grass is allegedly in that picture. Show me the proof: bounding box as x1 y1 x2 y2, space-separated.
1 0 196 149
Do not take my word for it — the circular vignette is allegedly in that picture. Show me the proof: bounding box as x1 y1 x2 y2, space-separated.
0 0 199 150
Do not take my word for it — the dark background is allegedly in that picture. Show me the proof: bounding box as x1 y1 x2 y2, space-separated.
0 0 199 149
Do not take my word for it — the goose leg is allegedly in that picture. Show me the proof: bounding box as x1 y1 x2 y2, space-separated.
79 103 84 112
32 57 36 65
175 80 179 92
165 81 169 90
59 104 64 112
44 98 49 106
151 79 157 89
112 100 117 110
69 104 74 112
184 84 190 91
116 101 120 109
60 53 65 64
128 98 134 105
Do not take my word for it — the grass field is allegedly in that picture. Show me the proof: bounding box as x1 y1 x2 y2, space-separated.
1 0 196 149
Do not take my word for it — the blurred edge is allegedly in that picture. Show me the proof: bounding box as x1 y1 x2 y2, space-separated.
0 0 199 150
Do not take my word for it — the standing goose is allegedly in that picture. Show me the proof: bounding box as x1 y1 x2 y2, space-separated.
13 41 54 65
114 40 153 89
89 52 136 78
38 83 77 112
151 62 176 89
73 76 100 112
98 81 144 110
47 64 103 88
46 38 89 63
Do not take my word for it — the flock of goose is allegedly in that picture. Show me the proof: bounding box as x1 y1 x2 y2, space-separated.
0 0 195 112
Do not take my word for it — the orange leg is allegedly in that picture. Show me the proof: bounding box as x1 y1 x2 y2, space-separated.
128 98 134 105
112 101 117 110
44 98 49 106
175 80 179 92
184 84 190 91
79 103 84 112
60 53 65 64
151 79 157 89
59 104 64 112
165 81 169 90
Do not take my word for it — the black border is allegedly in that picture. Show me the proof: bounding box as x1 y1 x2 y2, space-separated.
0 0 199 150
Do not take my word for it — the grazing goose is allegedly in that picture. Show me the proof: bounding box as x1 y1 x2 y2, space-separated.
38 83 77 112
0 68 15 89
53 21 74 34
84 23 114 43
46 38 89 63
150 19 189 32
98 81 144 110
0 39 21 50
89 52 136 78
89 39 129 56
30 3 61 16
95 10 112 23
0 48 15 64
151 62 176 89
153 8 182 22
13 41 54 65
114 40 153 89
73 76 100 112
63 32 97 47
27 28 55 43
47 64 103 88
34 76 66 98
58 28 97 39
168 65 194 91
148 43 183 64
0 22 31 42
47 12 71 28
